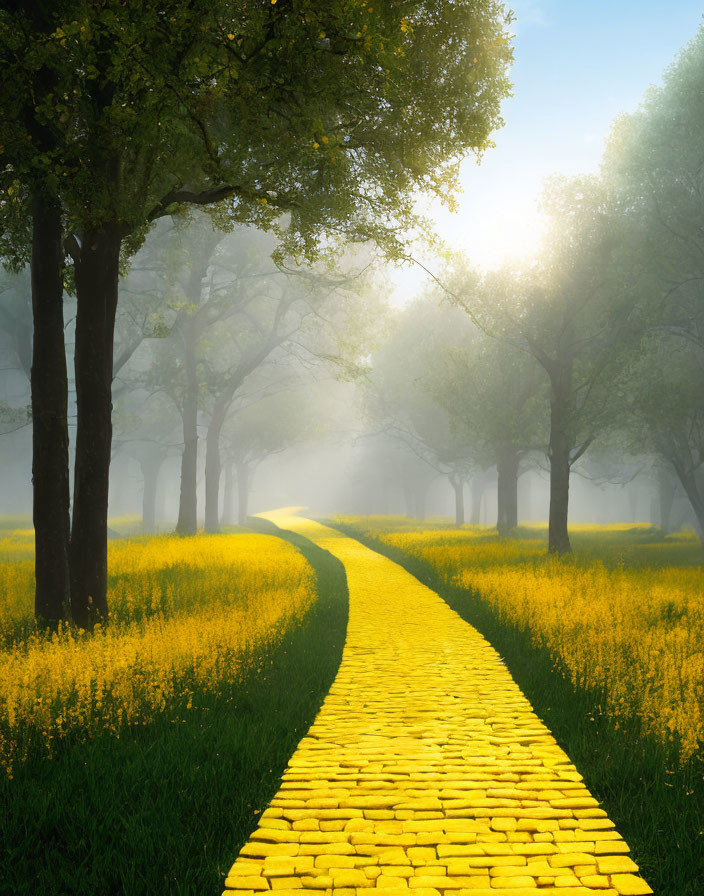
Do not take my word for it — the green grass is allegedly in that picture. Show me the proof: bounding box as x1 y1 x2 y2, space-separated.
330 517 704 896
0 524 349 896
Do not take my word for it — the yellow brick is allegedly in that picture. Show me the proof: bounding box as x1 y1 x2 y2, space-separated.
241 844 300 859
298 878 332 890
596 856 639 875
270 879 302 890
594 841 631 854
226 880 268 892
377 866 413 878
299 843 355 856
301 831 349 844
489 867 534 878
408 848 437 864
293 820 320 832
315 855 356 869
610 875 653 896
329 870 370 888
487 877 536 889
377 878 409 889
548 853 596 868
580 875 612 889
264 857 315 877
229 864 264 877
252 829 301 844
455 880 491 891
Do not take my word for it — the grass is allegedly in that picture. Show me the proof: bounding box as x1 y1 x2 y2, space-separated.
0 522 349 895
330 516 704 896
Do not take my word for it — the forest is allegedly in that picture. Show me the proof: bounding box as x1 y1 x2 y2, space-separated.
1 3 702 896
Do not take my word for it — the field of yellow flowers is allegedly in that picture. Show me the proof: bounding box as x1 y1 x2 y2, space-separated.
337 518 704 763
0 525 315 776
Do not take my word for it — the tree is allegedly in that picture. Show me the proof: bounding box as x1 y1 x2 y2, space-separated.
221 386 326 525
365 298 476 526
431 327 546 535
603 24 704 541
453 177 633 553
1 0 513 626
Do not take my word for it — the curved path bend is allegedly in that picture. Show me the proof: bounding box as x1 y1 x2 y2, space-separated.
223 511 652 896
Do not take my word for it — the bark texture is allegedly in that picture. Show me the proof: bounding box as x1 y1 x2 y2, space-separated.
449 475 465 527
176 327 199 535
496 451 519 536
31 191 71 625
547 361 572 554
70 224 121 628
204 403 227 533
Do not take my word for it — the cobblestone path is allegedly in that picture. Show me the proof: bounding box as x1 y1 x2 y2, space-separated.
223 512 653 896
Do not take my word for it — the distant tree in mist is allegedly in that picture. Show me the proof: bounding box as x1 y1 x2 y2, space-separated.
364 299 478 526
430 324 547 535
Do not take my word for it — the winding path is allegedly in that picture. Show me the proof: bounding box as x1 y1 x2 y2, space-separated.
223 511 652 896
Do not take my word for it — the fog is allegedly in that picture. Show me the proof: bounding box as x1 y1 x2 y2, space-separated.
3 25 704 557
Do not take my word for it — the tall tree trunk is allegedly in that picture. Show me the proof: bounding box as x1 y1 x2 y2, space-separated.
176 332 198 535
548 362 573 555
656 466 677 535
140 452 164 534
70 224 121 628
469 475 484 525
221 462 235 526
236 461 250 525
31 190 71 626
204 403 227 533
449 475 465 527
497 451 520 536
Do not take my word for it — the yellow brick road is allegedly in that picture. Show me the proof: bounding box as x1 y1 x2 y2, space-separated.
223 512 653 896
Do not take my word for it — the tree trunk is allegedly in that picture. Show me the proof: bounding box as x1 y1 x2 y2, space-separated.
548 362 572 555
140 452 164 534
656 467 677 535
469 475 484 525
204 403 227 533
449 475 465 527
31 190 71 626
497 451 520 536
176 331 198 535
221 462 235 526
70 224 121 628
236 461 250 525
667 464 704 544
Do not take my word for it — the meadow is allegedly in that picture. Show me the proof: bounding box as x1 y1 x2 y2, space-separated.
332 516 704 896
334 518 703 762
0 516 349 895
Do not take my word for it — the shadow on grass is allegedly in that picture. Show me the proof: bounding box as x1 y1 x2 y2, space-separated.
0 522 348 896
331 520 704 896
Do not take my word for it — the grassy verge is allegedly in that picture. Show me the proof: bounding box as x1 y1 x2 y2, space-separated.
330 519 704 896
0 525 348 896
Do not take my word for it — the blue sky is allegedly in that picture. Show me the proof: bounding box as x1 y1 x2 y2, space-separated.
394 0 704 293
